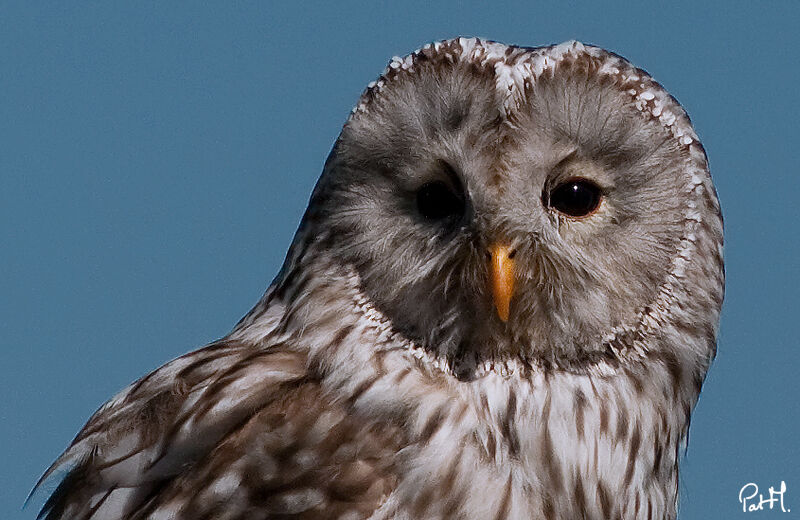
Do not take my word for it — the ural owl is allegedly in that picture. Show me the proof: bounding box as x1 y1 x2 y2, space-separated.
36 38 724 520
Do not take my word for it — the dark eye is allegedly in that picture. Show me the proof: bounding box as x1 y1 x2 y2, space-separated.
547 178 602 217
416 181 464 221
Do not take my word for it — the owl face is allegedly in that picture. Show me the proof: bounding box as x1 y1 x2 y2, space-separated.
304 40 714 376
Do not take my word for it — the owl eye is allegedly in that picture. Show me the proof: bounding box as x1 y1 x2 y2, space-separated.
547 178 602 217
416 181 464 221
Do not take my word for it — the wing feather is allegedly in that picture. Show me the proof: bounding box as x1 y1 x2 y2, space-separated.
36 338 403 519
35 340 308 519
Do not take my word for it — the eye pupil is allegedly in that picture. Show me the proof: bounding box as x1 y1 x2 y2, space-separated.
416 181 464 221
548 179 602 217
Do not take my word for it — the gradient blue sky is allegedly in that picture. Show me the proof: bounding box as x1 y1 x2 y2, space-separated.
2 2 798 518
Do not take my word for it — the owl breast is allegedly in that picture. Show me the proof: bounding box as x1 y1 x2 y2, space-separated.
338 326 690 520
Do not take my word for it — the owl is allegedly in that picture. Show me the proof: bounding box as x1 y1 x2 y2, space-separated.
36 38 724 520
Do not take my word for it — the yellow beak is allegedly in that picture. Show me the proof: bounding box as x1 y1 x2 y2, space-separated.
489 244 515 322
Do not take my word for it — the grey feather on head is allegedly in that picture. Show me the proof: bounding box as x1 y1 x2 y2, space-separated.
296 38 723 379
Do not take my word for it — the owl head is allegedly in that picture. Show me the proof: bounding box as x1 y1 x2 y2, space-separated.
288 39 723 379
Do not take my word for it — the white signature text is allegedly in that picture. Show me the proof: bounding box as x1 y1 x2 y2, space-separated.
739 481 790 513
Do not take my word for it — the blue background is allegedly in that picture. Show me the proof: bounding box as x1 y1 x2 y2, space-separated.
2 2 798 518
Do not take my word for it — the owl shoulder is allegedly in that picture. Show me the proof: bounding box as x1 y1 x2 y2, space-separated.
37 339 401 519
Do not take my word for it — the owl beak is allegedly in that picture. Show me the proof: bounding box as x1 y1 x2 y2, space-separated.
489 244 515 322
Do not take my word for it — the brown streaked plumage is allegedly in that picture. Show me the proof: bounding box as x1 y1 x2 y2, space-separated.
37 38 723 519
